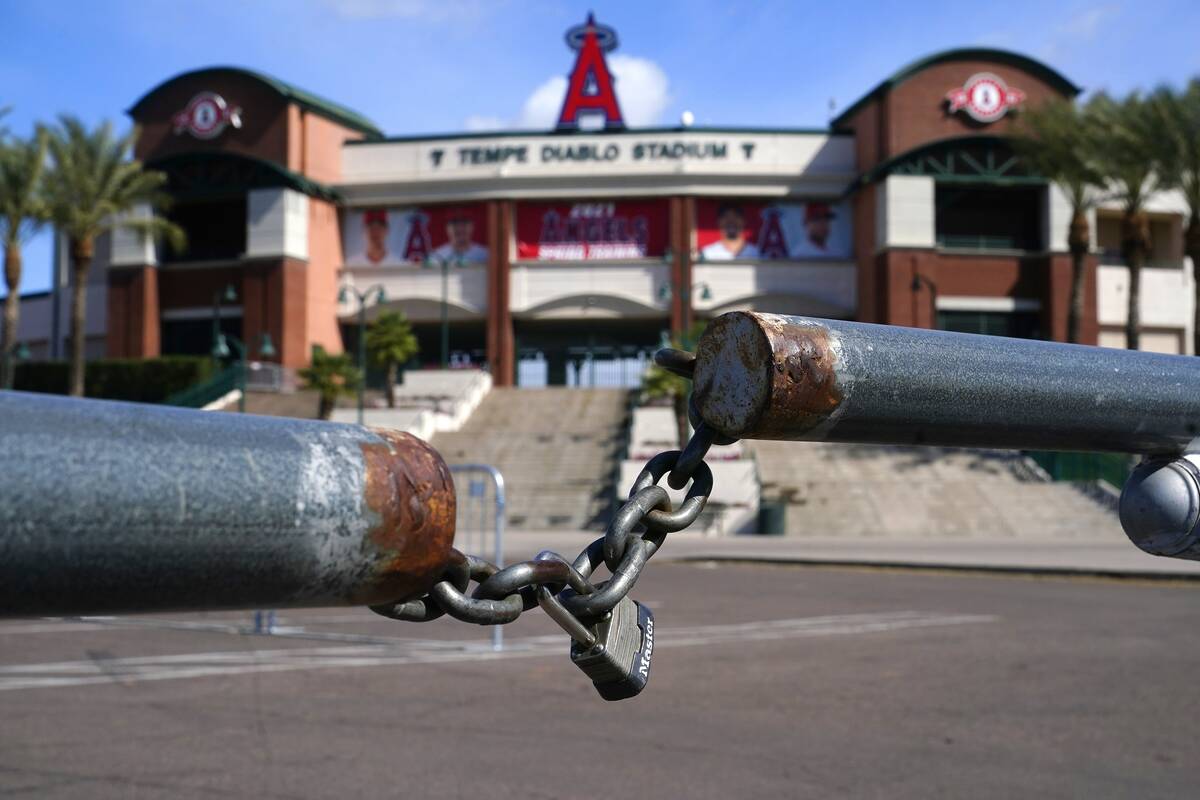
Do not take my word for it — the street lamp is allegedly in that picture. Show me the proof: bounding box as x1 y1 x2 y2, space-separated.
658 283 714 350
259 333 277 359
339 284 386 425
212 333 246 413
211 284 237 352
212 328 274 635
911 273 938 328
212 331 275 414
423 254 465 370
658 282 713 302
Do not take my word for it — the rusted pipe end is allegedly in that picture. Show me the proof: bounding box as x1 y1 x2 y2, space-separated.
693 312 843 440
356 430 456 605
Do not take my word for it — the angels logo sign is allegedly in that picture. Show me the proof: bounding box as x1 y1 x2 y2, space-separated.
172 92 243 139
556 13 624 131
517 201 667 260
945 73 1025 123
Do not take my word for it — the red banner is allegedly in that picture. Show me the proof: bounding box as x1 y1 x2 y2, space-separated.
695 199 851 261
344 204 490 267
516 201 669 260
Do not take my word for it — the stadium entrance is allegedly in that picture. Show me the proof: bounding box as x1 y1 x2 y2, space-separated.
513 318 664 388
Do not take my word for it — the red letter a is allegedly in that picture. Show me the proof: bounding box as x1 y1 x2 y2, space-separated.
557 21 624 130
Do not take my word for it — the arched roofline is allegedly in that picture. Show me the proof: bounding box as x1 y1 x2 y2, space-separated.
832 48 1082 131
129 66 381 138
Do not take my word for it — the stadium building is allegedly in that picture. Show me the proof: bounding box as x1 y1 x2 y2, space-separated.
16 15 1196 386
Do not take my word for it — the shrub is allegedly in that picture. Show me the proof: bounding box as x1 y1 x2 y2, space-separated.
14 356 215 404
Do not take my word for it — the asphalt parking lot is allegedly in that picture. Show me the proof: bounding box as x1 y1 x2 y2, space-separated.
1 562 1198 799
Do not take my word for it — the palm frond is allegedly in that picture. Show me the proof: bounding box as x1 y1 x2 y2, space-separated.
42 116 177 249
1011 97 1105 212
0 130 49 247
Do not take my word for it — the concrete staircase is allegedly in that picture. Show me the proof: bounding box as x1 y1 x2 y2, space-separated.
749 441 1122 539
431 388 631 530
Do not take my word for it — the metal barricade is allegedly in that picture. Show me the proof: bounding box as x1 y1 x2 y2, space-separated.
689 312 1200 561
0 392 457 617
448 464 507 650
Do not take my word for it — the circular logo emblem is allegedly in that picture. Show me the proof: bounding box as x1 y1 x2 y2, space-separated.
172 92 242 140
945 73 1025 124
564 12 618 52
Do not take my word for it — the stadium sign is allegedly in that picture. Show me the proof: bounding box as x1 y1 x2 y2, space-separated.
556 13 624 131
945 73 1025 123
429 137 754 170
172 91 242 139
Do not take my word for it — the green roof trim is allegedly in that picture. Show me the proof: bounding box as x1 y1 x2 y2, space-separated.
346 125 844 145
147 151 342 202
831 48 1082 131
843 134 1046 196
129 66 382 138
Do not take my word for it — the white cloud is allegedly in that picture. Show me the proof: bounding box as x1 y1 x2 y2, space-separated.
607 54 671 127
1058 4 1119 40
464 114 507 132
479 54 672 131
517 75 568 128
324 0 497 22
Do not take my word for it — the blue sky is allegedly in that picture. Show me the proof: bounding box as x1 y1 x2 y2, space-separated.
3 0 1198 295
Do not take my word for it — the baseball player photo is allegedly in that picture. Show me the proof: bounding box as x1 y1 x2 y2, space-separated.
788 202 844 258
430 210 488 263
362 208 391 264
701 203 761 260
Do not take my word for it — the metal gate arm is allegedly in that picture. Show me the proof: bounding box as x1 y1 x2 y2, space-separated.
692 312 1200 454
0 392 456 618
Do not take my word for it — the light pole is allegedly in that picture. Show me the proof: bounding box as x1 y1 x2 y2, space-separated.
213 333 246 413
213 332 275 414
211 284 237 352
216 325 277 635
658 282 713 348
911 274 938 329
339 284 386 425
424 254 464 369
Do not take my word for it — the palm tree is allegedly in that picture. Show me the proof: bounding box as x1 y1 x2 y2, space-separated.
0 129 48 387
1013 98 1105 343
300 346 363 420
366 311 419 408
1149 79 1200 355
41 116 183 396
1088 92 1163 351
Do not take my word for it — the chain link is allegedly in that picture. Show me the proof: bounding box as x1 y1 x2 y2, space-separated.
369 347 731 636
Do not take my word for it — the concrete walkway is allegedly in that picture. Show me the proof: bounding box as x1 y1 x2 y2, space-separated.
497 530 1200 578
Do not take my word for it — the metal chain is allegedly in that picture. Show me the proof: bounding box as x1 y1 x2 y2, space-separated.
369 347 733 632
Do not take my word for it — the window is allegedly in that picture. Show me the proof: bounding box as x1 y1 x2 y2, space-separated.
161 316 242 357
164 196 247 262
1095 213 1180 268
937 310 1041 339
935 185 1043 252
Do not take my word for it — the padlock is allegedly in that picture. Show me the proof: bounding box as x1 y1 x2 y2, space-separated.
568 595 655 701
537 579 655 701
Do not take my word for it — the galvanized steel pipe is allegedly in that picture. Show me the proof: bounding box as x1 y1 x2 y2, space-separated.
693 312 1200 454
0 392 456 617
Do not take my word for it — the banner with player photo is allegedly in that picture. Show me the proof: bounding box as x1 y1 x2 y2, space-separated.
343 204 490 267
695 199 852 261
516 201 669 260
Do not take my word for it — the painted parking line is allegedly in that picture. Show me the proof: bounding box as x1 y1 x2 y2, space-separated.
0 611 995 692
0 605 669 636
